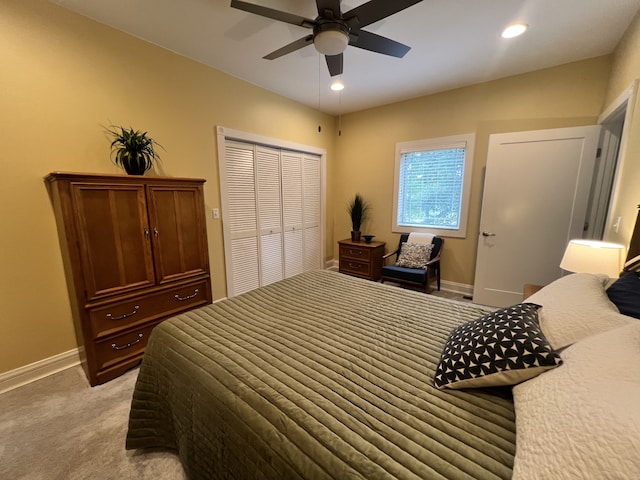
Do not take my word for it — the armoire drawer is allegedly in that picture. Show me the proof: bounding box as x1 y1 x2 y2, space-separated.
93 322 158 372
88 280 210 339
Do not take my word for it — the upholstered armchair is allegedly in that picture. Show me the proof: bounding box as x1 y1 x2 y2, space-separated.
381 233 443 293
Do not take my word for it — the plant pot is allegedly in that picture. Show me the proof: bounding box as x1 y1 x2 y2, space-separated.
351 230 361 242
122 156 148 175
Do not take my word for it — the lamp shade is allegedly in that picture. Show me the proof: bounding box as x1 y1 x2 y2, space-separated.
560 239 626 277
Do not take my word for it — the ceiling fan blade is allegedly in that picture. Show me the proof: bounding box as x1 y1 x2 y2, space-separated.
263 35 314 60
231 0 315 28
325 53 343 77
350 30 411 58
344 0 422 29
316 0 342 19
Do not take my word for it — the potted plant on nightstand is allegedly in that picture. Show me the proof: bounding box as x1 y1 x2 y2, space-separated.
105 125 164 175
347 193 369 242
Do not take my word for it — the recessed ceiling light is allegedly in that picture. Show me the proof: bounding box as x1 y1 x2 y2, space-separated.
501 23 528 39
330 81 344 92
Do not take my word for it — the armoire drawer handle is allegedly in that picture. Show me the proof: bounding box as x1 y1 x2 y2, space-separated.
111 333 143 351
105 305 140 320
175 288 199 301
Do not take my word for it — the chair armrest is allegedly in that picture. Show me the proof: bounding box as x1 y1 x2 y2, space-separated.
424 254 441 266
382 250 398 264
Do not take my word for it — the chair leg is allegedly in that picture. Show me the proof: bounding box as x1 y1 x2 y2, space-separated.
436 266 441 291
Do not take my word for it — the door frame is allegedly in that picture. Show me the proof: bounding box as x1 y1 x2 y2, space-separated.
594 80 638 239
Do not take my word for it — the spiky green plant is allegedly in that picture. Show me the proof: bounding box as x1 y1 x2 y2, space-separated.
347 193 370 231
105 125 163 175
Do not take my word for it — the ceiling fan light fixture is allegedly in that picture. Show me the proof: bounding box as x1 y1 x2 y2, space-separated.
501 23 528 39
330 80 344 91
314 29 349 56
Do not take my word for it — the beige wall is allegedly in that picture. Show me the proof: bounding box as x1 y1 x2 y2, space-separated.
334 57 612 285
604 10 640 247
0 0 335 373
2 0 635 377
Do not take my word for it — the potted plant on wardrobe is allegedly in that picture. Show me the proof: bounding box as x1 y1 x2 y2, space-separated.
347 193 369 242
105 125 164 175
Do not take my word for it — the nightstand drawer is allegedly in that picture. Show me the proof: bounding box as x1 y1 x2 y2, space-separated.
340 245 372 261
340 259 371 277
88 279 210 339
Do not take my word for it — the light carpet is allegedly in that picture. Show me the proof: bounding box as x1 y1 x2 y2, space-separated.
0 365 185 479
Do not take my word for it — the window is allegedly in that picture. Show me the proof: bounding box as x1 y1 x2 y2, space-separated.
393 133 475 238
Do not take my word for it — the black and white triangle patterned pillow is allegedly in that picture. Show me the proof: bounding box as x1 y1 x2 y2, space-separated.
434 303 563 389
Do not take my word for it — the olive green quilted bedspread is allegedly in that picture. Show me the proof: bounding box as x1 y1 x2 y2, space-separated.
126 270 515 479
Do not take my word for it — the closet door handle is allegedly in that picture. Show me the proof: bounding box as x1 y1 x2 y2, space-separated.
144 228 150 239
153 227 159 238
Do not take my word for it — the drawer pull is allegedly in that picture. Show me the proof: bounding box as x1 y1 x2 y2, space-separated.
349 249 363 256
175 288 199 301
111 333 143 351
105 305 140 321
349 263 363 269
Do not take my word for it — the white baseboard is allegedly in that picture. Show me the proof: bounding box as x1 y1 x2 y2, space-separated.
439 279 474 297
0 348 81 395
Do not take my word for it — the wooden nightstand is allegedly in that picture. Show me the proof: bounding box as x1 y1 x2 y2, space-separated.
338 239 386 281
523 283 544 299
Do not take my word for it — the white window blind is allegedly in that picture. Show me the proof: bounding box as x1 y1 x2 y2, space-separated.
393 133 475 238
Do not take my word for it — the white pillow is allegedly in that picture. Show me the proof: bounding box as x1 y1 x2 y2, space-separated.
525 273 632 349
512 322 640 479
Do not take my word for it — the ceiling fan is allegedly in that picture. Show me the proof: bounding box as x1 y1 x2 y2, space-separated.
230 0 423 77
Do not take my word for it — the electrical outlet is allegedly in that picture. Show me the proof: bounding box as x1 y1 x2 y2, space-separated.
213 208 219 219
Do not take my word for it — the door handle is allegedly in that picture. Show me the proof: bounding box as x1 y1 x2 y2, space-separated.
482 231 496 237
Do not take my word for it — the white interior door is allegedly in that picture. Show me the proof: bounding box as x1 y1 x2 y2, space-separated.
473 126 600 307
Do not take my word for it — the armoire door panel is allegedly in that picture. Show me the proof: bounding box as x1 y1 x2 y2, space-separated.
72 184 155 300
147 186 209 284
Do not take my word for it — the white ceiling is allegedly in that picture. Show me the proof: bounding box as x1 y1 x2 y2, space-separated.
50 0 640 115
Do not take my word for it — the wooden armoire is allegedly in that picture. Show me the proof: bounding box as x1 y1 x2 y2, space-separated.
46 172 212 385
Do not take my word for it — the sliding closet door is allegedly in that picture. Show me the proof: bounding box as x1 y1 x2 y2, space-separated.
303 154 322 271
281 152 304 279
224 141 260 295
256 146 284 286
221 135 324 297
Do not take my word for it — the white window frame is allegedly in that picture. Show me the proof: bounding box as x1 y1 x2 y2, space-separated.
392 133 475 238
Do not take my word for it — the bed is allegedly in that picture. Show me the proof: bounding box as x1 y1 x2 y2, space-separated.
126 269 640 479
